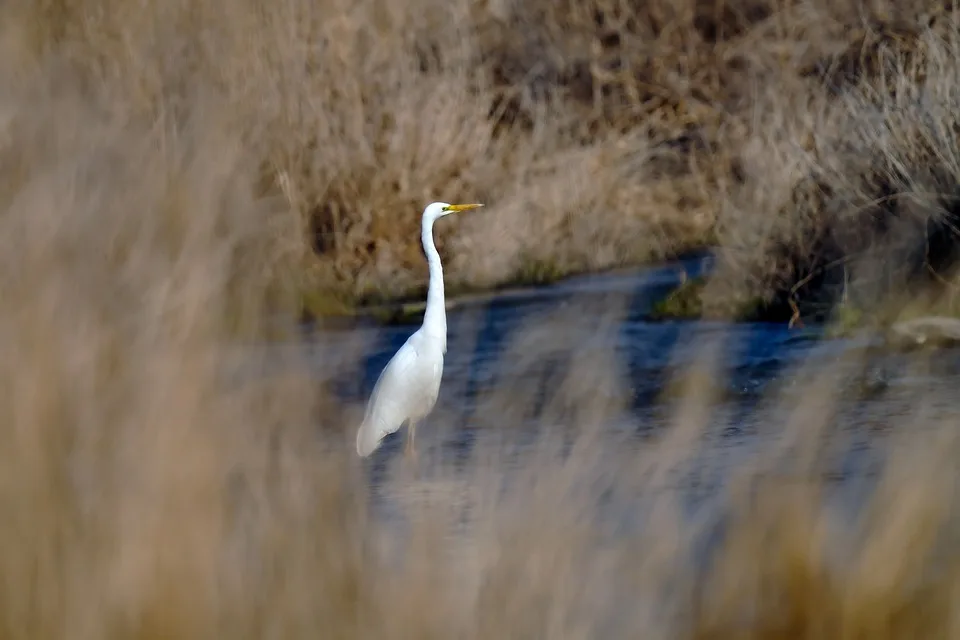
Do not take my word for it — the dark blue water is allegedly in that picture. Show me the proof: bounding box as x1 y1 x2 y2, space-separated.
321 256 835 428
275 253 960 574
298 254 960 504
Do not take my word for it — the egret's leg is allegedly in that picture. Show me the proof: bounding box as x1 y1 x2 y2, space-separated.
405 420 418 457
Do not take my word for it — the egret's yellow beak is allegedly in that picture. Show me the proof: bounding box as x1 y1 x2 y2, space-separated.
443 203 484 212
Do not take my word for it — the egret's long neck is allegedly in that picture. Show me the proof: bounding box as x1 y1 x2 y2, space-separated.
422 215 447 349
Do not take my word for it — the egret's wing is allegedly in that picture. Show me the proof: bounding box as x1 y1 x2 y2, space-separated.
356 339 420 456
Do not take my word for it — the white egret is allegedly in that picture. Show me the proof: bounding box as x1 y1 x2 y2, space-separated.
356 201 484 458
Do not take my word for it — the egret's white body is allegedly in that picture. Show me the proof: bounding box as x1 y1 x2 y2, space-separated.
356 202 483 457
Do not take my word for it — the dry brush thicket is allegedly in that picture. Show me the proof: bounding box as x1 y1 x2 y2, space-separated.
9 0 960 318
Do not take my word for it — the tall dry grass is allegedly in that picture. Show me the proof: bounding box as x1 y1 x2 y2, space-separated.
10 0 959 315
2 0 960 639
707 5 960 322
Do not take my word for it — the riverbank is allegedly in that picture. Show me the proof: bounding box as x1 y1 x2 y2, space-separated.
315 253 713 328
280 1 960 330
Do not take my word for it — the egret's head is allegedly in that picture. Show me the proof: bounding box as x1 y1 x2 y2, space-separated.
423 201 484 223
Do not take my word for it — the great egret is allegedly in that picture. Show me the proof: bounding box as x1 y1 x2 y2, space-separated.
356 201 484 458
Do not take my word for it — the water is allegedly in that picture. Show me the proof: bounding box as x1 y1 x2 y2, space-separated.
294 254 960 534
310 253 958 429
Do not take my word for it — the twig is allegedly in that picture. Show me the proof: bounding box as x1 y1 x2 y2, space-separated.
787 254 860 329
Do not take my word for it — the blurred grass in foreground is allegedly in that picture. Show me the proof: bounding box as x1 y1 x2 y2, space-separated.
1 1 960 638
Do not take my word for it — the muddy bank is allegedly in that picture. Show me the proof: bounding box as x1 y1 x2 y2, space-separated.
304 254 714 329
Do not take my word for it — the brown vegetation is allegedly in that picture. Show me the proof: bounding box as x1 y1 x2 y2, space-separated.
9 0 960 320
3 0 960 638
